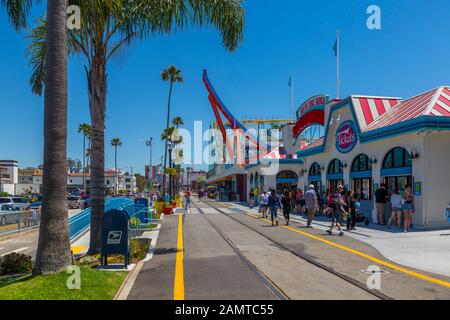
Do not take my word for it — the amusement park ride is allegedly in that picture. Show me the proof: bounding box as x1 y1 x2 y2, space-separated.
202 70 328 166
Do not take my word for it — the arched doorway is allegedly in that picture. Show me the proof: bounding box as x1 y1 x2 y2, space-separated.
382 147 412 194
308 162 322 192
276 170 298 193
327 159 344 194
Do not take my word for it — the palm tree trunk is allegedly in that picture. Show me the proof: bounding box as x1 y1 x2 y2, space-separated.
163 81 173 195
114 146 118 196
34 0 71 275
82 135 86 195
87 55 107 254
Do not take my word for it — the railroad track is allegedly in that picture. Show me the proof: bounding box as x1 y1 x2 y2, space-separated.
193 199 392 301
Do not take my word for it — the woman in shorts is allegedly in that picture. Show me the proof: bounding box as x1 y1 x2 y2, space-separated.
403 185 415 233
387 188 403 229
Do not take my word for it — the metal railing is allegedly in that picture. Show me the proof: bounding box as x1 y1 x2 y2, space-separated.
0 209 41 237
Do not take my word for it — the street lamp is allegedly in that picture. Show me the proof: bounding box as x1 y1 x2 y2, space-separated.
145 137 153 186
168 141 174 196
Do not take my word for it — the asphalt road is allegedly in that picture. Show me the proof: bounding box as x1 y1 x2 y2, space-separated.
128 197 450 300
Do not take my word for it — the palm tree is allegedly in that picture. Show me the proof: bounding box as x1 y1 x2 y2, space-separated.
172 116 184 129
27 0 245 254
1 0 72 274
78 123 91 195
110 138 123 196
162 66 183 195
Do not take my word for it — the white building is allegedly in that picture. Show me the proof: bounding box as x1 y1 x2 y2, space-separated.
285 86 450 228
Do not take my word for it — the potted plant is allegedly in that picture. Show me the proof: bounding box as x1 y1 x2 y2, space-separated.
155 197 165 214
163 202 173 215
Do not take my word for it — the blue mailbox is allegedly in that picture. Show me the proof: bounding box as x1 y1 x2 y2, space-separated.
101 209 130 268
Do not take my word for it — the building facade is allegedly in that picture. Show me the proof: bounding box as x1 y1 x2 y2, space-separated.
291 86 450 228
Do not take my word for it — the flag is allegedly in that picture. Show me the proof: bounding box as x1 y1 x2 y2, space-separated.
288 74 293 88
332 40 338 56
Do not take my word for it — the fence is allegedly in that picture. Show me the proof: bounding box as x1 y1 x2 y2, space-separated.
0 197 136 240
0 209 41 237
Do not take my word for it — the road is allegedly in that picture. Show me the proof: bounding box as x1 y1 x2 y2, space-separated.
0 209 81 259
128 197 450 300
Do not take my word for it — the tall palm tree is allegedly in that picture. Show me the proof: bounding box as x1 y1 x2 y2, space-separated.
78 123 91 195
27 0 245 254
110 138 122 196
1 0 72 274
3 0 71 274
172 116 184 129
162 66 183 195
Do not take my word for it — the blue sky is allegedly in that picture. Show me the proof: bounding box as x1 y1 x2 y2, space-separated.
1 0 450 174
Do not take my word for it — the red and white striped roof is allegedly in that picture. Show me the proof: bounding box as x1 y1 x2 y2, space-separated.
352 96 402 131
364 86 450 131
263 144 298 160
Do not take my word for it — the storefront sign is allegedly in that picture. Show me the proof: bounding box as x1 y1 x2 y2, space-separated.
296 95 328 119
336 121 358 153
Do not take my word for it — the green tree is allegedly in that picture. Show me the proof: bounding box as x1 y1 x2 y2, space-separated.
172 116 184 129
161 66 183 196
1 0 72 273
110 138 123 196
27 0 245 254
78 123 91 194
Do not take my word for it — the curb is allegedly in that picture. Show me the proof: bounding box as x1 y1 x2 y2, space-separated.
0 227 38 242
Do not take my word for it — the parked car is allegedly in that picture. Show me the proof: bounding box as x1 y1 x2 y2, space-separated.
28 201 42 210
0 197 30 211
0 204 19 226
67 196 82 209
81 197 91 209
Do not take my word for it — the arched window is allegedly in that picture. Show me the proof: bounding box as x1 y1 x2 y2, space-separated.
327 159 343 175
383 147 412 169
309 163 322 176
276 170 298 179
352 154 372 172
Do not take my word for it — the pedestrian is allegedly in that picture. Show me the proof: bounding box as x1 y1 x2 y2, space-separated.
387 188 403 230
305 185 318 228
403 185 415 233
345 190 357 231
260 191 269 218
249 189 255 209
296 189 306 214
184 189 192 209
326 185 345 236
375 183 389 225
268 190 280 226
281 189 292 225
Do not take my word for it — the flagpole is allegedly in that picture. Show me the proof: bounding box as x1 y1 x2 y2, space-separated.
336 29 340 99
291 71 295 121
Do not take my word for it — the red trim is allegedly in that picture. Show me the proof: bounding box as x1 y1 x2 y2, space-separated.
292 109 325 138
443 88 450 97
359 98 374 125
374 99 386 115
389 99 398 107
434 104 450 116
438 94 450 107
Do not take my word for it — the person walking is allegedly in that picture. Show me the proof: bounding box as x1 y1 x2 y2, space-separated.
268 190 281 226
249 189 255 209
387 188 403 230
305 185 318 228
345 190 357 231
327 185 345 236
184 189 192 210
403 185 415 233
375 183 389 225
260 191 269 219
281 190 293 226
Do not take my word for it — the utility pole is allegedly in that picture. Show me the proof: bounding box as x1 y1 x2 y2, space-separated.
146 137 153 187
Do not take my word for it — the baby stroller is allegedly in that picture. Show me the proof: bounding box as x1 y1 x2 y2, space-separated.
353 201 370 226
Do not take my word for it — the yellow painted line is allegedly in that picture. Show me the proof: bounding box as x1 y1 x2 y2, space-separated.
174 214 185 300
244 212 450 289
70 245 87 255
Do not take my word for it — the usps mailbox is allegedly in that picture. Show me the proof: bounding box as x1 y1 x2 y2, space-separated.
101 209 130 268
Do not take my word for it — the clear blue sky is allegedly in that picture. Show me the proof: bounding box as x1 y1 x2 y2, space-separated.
1 0 449 174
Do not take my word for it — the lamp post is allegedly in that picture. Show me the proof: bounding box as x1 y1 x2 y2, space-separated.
145 138 153 187
168 141 174 197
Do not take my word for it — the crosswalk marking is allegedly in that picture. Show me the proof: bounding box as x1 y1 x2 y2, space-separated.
1 247 30 257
